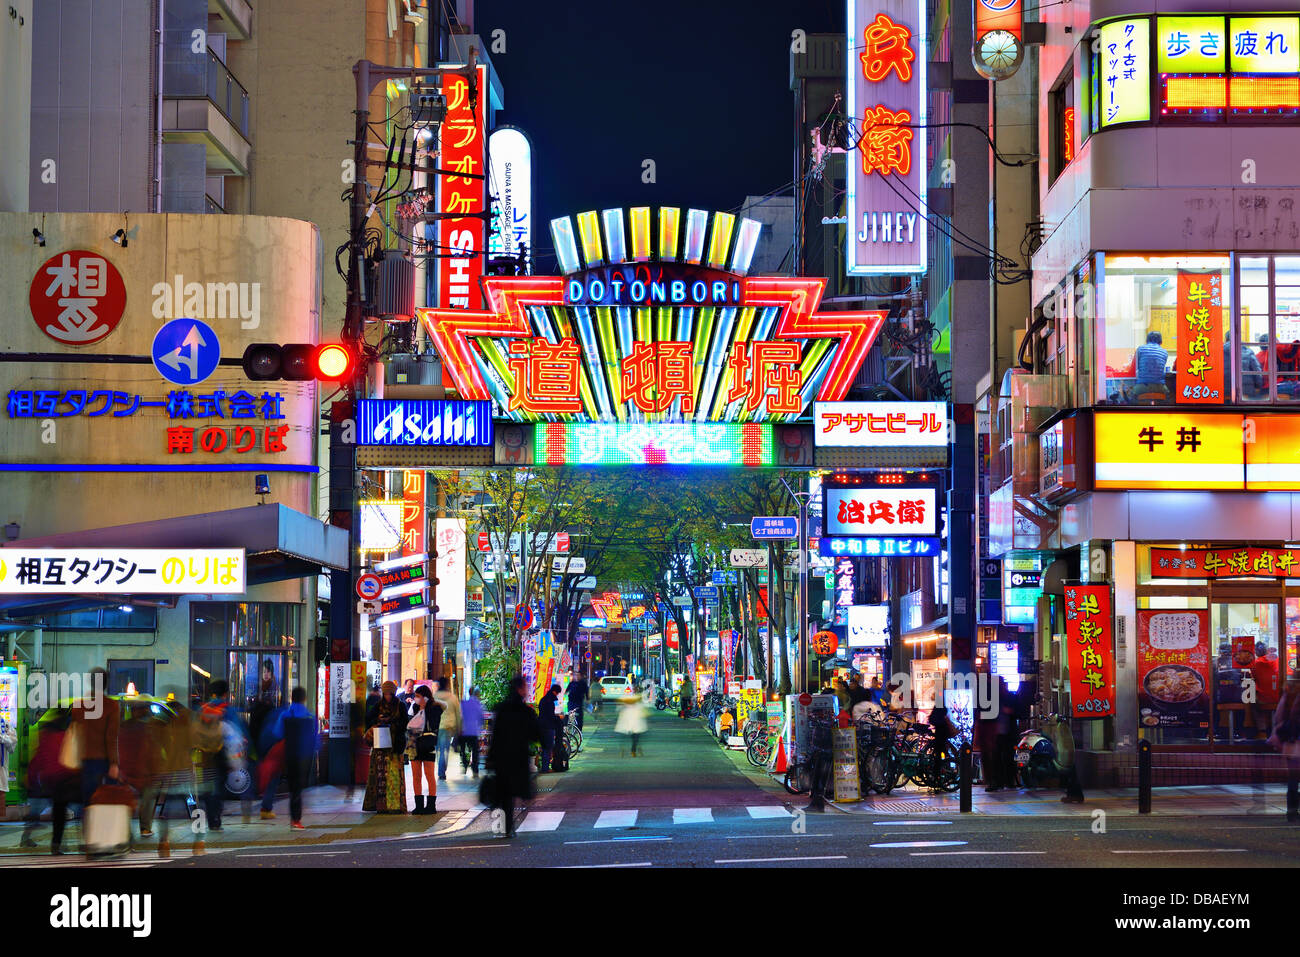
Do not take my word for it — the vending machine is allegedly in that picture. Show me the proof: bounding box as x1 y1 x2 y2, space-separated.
0 662 26 804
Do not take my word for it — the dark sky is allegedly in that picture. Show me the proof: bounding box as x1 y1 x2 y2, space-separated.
476 0 843 268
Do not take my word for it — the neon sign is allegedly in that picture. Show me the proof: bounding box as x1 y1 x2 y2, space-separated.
535 422 773 467
437 64 488 310
819 536 940 557
417 207 887 423
356 399 493 446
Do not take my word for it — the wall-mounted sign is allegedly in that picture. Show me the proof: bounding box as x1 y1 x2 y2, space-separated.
813 401 946 447
437 64 488 310
1150 546 1300 579
711 570 739 585
1099 18 1151 127
1229 16 1299 74
151 318 221 387
1063 582 1116 719
823 486 937 537
579 616 607 628
818 536 940 557
356 399 493 446
0 548 245 594
434 517 467 621
360 500 402 551
989 639 1021 692
1158 16 1226 73
488 127 532 263
1093 411 1244 490
401 470 426 556
1174 271 1225 403
1038 418 1076 499
1137 608 1210 729
973 0 1025 80
847 603 889 647
1002 555 1042 627
565 264 743 308
29 250 128 346
730 548 768 567
535 422 773 467
847 0 927 274
553 556 587 574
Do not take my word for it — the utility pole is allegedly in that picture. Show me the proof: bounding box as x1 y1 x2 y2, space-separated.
780 477 811 695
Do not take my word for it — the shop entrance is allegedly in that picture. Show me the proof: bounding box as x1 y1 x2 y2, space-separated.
1209 596 1282 744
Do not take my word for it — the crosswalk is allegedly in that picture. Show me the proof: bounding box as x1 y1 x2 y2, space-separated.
505 805 793 833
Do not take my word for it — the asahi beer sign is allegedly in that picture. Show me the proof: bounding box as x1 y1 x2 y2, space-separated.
356 399 493 446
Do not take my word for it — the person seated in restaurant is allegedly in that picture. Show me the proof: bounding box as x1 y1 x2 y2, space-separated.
1260 337 1300 398
1234 336 1268 399
1125 331 1170 401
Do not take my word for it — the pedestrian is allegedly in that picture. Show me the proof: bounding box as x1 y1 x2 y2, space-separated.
362 681 408 814
19 710 79 851
397 678 417 715
1046 714 1084 803
194 679 246 832
0 711 16 804
406 685 442 814
679 674 694 718
274 687 318 829
1268 674 1300 822
150 695 198 857
832 677 851 713
981 677 1015 791
615 684 649 756
486 676 540 838
565 671 589 731
433 676 462 782
256 699 288 820
1251 642 1280 738
538 683 563 772
48 668 122 854
459 687 485 777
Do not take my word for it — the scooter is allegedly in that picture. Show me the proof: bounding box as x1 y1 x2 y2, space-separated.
1013 714 1071 787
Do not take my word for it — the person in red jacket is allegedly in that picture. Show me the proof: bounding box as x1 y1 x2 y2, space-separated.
1251 643 1281 737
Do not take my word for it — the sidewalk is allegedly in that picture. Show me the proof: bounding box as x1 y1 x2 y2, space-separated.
824 782 1290 817
0 763 490 857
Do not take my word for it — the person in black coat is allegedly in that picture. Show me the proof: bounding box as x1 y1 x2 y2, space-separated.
565 673 589 731
487 676 540 839
537 684 563 772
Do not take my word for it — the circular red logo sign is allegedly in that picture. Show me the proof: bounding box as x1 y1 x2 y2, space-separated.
799 693 813 707
29 250 127 346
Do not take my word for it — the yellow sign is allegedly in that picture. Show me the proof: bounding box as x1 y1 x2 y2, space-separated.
1246 415 1300 489
1093 412 1244 490
737 688 763 728
1158 16 1226 73
1099 18 1151 127
351 662 366 704
1230 16 1300 74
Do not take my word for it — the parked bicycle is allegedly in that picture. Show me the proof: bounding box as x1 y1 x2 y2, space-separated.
782 710 835 796
564 709 583 755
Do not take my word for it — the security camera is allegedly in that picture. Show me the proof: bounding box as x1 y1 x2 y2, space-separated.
32 227 45 247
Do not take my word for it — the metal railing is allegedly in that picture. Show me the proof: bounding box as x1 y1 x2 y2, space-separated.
164 40 250 137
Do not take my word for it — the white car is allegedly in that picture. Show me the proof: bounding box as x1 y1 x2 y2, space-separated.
596 675 636 705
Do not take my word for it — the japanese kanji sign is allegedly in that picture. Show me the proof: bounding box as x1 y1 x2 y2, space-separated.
814 400 946 447
1150 546 1300 579
823 486 937 537
1175 271 1225 404
1093 411 1244 489
1099 18 1151 127
437 64 488 310
401 470 426 557
1137 609 1210 729
1062 583 1116 718
488 127 531 261
0 548 245 594
847 0 927 275
29 250 127 346
434 517 467 622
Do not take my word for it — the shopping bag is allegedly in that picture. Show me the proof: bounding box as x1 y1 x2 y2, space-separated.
477 771 497 807
372 726 392 750
57 720 82 771
84 803 131 856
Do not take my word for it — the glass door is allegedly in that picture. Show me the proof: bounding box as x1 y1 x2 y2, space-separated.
1210 601 1280 744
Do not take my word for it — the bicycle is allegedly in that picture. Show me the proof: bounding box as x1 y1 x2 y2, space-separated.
782 711 835 795
564 710 583 755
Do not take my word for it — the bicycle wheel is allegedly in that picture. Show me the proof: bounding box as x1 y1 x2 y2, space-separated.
783 761 812 795
565 727 582 755
922 742 960 792
746 737 771 767
865 750 892 794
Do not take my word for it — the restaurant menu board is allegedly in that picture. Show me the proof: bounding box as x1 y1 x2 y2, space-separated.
1136 609 1211 730
832 727 861 802
1063 583 1117 719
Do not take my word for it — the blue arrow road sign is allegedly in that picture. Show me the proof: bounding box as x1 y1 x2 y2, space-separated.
751 516 799 540
152 317 220 386
692 585 718 599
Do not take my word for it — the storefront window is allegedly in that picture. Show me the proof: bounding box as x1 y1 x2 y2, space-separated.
1101 254 1232 405
1238 255 1300 401
189 602 301 715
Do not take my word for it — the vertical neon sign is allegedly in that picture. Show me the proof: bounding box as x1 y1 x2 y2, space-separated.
437 64 489 309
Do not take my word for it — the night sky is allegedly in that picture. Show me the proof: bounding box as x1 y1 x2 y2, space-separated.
477 0 843 268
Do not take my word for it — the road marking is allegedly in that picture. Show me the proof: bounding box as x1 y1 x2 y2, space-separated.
718 833 836 840
673 808 713 824
870 820 953 826
595 810 638 829
237 850 351 858
1110 848 1247 854
746 806 792 819
401 844 505 852
565 837 672 845
553 861 653 868
869 841 968 849
516 811 566 832
910 850 1046 857
715 855 847 864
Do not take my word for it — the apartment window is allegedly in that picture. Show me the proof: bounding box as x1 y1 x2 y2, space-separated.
1100 254 1232 405
1050 71 1076 182
1238 256 1300 402
40 605 158 632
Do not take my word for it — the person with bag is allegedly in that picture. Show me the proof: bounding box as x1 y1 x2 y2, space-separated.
49 668 121 855
405 685 443 814
432 676 462 782
537 683 563 772
362 681 408 813
486 676 540 839
459 687 485 778
195 680 246 832
21 711 81 852
1269 674 1300 823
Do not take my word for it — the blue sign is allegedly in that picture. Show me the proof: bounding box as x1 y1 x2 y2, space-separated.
152 318 220 386
819 536 941 558
751 516 799 540
692 585 718 599
357 399 493 446
711 570 738 586
579 616 607 628
657 601 671 615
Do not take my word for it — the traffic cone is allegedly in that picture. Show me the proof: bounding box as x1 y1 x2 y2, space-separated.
771 736 788 774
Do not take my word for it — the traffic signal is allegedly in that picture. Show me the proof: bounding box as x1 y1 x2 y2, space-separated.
242 343 356 382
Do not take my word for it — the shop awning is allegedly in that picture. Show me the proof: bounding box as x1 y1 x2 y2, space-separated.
0 503 347 620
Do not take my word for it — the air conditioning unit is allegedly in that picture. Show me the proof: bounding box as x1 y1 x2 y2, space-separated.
386 353 442 386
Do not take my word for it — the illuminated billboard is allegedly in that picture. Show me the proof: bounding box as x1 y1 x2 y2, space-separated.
1099 18 1151 126
846 0 927 275
488 127 532 263
437 64 488 310
823 486 938 537
535 422 773 467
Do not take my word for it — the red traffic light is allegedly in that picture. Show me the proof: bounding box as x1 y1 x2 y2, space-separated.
314 343 355 382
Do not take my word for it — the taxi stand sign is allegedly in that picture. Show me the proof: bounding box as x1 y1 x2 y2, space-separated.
0 548 246 594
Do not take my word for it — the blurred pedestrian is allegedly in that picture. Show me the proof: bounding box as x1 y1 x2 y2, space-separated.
362 681 407 814
459 687 485 777
832 677 851 713
406 685 442 814
195 679 246 832
433 676 462 782
679 674 694 718
275 687 318 829
566 672 589 731
49 668 121 855
149 695 198 857
1046 714 1084 804
538 683 563 772
1268 674 1300 822
20 710 79 851
616 685 649 756
486 676 540 839
1251 642 1280 738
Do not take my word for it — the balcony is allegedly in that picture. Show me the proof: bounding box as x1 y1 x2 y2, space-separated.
208 0 252 40
163 45 251 176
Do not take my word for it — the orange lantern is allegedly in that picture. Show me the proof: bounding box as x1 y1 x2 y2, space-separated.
811 630 839 656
